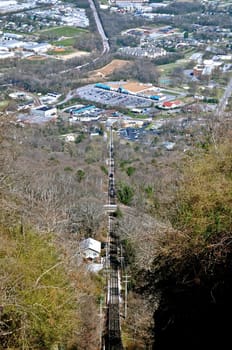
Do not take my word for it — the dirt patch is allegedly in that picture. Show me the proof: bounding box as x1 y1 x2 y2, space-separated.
27 55 47 61
94 59 130 77
108 81 153 94
53 47 66 52
56 51 90 60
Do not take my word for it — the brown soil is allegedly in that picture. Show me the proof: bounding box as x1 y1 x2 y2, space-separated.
27 56 47 61
53 47 66 52
108 81 154 94
94 59 130 77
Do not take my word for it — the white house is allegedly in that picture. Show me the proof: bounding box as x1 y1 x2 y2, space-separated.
80 238 101 260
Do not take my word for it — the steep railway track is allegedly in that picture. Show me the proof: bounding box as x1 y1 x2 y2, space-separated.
103 128 124 350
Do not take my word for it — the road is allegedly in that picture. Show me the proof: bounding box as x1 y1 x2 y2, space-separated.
88 0 110 55
216 76 232 117
58 0 109 75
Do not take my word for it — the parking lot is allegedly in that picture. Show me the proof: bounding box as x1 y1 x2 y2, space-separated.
76 85 153 108
75 83 186 110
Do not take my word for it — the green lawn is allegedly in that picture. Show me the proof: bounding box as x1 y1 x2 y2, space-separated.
52 38 76 47
158 48 196 75
158 59 188 75
39 26 87 37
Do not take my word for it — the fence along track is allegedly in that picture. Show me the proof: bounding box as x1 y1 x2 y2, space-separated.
103 127 124 350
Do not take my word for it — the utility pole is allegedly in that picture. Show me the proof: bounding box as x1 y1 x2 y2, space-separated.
99 295 103 349
123 275 131 319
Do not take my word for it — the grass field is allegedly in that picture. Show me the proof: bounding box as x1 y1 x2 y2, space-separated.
52 38 76 47
158 49 196 75
39 26 87 37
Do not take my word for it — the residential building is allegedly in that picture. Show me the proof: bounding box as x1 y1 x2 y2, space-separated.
160 100 183 109
80 238 101 260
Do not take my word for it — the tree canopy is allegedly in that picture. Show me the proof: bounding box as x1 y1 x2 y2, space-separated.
146 139 232 349
0 226 76 349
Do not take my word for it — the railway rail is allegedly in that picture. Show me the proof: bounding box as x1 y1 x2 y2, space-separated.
103 127 124 350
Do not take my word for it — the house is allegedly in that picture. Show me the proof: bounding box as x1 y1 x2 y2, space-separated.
80 238 101 260
160 100 183 109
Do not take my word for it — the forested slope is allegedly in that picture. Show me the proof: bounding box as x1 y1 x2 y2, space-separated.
0 121 107 349
144 136 232 349
2 116 232 349
0 118 181 348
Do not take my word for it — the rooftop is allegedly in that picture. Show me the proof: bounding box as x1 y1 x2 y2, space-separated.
35 105 55 111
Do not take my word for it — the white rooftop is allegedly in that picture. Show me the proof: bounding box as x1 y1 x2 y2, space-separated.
80 238 101 254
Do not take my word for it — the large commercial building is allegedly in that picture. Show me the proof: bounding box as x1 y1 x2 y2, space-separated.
31 105 57 118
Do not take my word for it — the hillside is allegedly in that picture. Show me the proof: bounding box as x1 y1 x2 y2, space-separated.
1 113 232 348
0 116 181 348
1 0 232 348
0 121 109 349
141 134 232 349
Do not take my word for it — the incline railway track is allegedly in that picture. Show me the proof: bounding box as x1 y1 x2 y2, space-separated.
102 127 124 350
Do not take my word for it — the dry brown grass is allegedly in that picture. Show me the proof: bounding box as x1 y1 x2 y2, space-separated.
58 51 89 60
27 55 47 61
94 59 130 77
